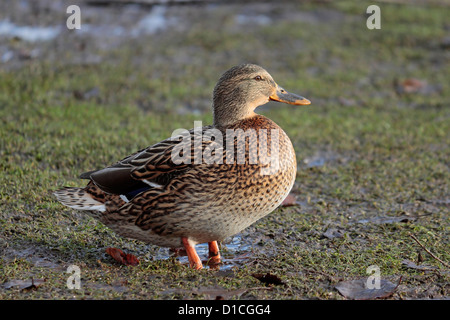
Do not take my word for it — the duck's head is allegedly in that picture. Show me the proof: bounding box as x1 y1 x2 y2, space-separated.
213 63 310 127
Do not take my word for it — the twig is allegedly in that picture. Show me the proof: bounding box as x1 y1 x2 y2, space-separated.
409 233 450 269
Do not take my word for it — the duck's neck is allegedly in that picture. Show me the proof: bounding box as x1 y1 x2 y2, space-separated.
212 99 257 127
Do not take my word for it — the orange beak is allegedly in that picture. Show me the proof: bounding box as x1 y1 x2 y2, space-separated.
269 85 311 105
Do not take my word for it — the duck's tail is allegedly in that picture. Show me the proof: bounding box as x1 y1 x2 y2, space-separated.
53 187 106 212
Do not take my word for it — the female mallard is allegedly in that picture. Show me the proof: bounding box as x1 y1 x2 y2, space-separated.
54 64 310 269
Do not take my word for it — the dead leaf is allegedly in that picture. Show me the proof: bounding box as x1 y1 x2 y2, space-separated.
124 253 139 266
281 193 297 207
252 273 284 286
401 259 438 271
3 278 46 291
106 247 139 266
335 277 401 300
106 247 124 263
395 78 441 95
400 78 427 93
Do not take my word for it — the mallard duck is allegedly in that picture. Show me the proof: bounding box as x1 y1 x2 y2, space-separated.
54 64 311 269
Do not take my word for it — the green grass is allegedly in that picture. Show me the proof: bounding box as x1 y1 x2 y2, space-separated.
0 1 448 299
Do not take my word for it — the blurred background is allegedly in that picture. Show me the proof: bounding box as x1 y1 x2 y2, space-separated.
1 0 447 114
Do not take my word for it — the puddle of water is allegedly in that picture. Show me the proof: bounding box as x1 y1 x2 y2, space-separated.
301 150 352 168
171 235 253 270
76 6 175 40
132 6 175 36
0 5 173 45
303 156 326 168
0 20 60 42
235 14 271 26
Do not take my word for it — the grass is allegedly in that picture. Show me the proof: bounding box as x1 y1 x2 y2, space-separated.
0 1 448 299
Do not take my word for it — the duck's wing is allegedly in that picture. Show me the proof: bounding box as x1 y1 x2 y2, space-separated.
80 126 215 197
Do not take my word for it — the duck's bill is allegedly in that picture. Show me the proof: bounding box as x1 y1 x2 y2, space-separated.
269 86 311 105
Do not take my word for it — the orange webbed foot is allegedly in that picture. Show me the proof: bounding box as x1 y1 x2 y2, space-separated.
181 237 203 270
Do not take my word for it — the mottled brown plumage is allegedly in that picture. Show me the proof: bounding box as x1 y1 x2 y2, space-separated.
54 64 311 269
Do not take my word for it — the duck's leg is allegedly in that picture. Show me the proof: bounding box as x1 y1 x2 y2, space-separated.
208 241 221 264
181 237 203 270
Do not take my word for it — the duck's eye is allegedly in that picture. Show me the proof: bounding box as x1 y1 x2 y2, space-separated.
254 75 263 81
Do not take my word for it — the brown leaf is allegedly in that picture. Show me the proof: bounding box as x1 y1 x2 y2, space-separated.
395 78 441 95
252 273 284 286
106 247 139 266
106 247 125 264
124 253 140 266
400 78 426 93
335 277 402 300
281 193 297 207
3 278 46 291
401 259 437 271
